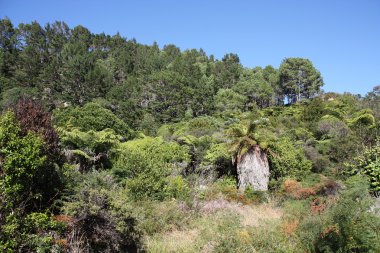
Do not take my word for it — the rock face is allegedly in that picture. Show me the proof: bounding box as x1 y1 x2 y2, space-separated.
237 145 270 191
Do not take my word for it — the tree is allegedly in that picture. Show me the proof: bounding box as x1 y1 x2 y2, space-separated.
15 21 48 88
279 58 323 103
58 41 94 104
144 70 191 123
0 18 18 91
218 53 242 88
214 89 246 116
228 119 271 191
232 68 275 109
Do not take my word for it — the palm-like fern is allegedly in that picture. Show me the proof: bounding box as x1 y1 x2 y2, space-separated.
228 118 271 164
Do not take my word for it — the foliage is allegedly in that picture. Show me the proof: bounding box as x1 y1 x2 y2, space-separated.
232 67 276 108
269 137 312 179
53 102 133 137
112 137 190 200
14 98 62 163
203 142 229 165
0 111 47 209
345 142 380 195
213 88 246 116
0 212 65 252
0 87 38 109
62 170 141 252
58 127 122 171
279 57 324 103
1 17 379 253
297 176 380 252
0 111 65 252
227 118 273 161
317 115 350 139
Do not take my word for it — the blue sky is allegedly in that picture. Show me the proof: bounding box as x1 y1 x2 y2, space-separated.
1 0 379 95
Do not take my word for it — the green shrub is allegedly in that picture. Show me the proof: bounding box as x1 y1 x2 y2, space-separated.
0 112 46 208
62 170 141 252
345 142 380 195
53 102 133 137
269 137 312 179
112 137 190 200
0 211 65 252
165 176 191 200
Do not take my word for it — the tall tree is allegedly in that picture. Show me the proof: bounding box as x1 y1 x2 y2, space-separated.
15 21 48 88
279 58 323 103
0 18 18 91
144 70 191 123
232 68 275 109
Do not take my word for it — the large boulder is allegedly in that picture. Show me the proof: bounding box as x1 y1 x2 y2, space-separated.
236 145 270 191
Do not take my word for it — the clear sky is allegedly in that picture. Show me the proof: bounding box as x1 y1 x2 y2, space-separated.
1 0 379 95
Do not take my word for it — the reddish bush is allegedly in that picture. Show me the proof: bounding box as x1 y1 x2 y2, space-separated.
284 179 301 194
283 179 316 199
54 215 74 224
13 98 62 163
310 197 326 214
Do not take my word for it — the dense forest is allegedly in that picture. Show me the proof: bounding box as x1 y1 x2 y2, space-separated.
0 18 380 252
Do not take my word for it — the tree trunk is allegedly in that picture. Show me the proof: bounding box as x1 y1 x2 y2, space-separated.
236 145 270 191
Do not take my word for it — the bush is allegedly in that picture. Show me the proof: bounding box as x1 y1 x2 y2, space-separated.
59 128 122 171
0 110 64 210
317 115 350 139
0 110 67 252
269 137 312 179
294 175 380 253
0 212 65 252
53 102 133 138
62 170 141 252
345 142 380 195
112 137 190 200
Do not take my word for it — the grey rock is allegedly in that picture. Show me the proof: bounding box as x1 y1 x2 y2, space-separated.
237 146 270 191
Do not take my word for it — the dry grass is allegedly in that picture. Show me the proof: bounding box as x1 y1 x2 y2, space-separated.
146 229 199 253
198 198 282 227
145 199 283 252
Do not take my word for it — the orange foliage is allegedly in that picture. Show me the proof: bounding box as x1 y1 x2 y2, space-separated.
310 197 326 214
54 238 68 248
53 215 74 224
282 219 299 237
283 179 316 199
320 225 340 238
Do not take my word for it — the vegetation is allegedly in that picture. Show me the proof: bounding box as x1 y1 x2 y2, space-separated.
0 18 379 252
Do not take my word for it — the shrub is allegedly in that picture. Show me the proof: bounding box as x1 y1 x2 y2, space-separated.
14 98 62 163
315 176 380 252
293 175 380 253
317 115 350 139
282 179 316 200
0 110 63 210
53 102 133 137
0 110 67 252
345 142 380 195
269 137 312 179
62 171 141 252
59 128 122 171
112 137 190 200
0 212 65 252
